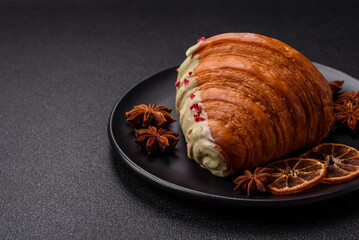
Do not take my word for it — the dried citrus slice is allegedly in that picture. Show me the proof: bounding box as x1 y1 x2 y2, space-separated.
300 143 359 184
266 158 326 195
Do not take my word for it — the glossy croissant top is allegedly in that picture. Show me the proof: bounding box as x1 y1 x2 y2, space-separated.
175 33 334 177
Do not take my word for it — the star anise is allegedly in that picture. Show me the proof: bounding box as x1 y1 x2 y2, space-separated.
126 104 176 128
329 80 344 94
233 167 274 197
334 102 359 132
134 126 179 154
335 91 359 106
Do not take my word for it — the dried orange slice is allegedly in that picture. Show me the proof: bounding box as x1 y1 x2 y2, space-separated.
300 143 359 184
266 158 326 195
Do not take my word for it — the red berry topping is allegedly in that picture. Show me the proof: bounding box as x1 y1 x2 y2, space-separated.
184 78 189 85
189 72 193 76
175 80 180 87
194 114 206 122
197 37 206 43
190 93 195 99
190 103 201 114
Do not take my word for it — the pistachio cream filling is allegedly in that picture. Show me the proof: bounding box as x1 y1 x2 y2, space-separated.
176 42 230 177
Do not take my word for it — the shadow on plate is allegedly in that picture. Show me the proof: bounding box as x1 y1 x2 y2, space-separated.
110 147 359 227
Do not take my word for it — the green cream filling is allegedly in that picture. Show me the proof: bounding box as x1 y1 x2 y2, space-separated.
176 43 230 177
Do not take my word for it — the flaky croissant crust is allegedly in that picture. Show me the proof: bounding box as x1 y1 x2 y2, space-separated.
177 33 334 176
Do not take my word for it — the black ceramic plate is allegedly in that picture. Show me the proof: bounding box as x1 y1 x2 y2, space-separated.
108 63 359 207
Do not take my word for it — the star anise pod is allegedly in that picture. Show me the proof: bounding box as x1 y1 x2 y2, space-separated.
329 80 344 94
233 167 274 197
334 102 359 132
335 91 359 106
134 126 179 154
126 104 176 128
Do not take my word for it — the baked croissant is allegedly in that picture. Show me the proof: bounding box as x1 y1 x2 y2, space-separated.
175 33 334 177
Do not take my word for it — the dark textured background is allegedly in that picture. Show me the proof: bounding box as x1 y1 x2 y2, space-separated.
1 0 359 239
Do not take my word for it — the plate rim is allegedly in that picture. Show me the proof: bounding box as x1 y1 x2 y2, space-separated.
108 63 359 207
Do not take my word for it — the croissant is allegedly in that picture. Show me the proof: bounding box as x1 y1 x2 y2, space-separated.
175 33 334 177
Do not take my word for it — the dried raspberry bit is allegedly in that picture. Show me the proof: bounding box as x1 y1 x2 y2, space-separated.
190 103 197 110
184 78 189 85
189 71 193 76
197 37 206 43
190 93 195 99
191 103 205 121
190 103 201 113
175 80 180 87
194 114 206 122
